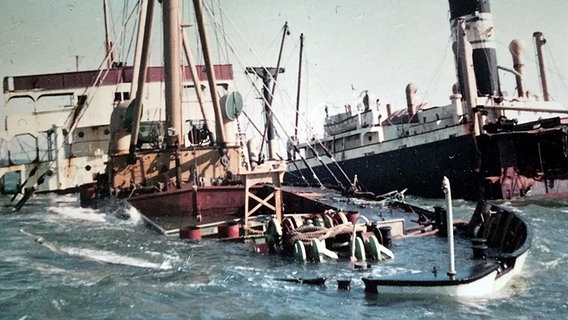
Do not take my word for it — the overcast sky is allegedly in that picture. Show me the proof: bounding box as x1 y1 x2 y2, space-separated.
2 0 567 139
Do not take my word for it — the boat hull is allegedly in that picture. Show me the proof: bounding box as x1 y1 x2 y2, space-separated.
124 185 269 232
363 251 528 297
287 121 568 200
362 201 532 297
287 134 482 200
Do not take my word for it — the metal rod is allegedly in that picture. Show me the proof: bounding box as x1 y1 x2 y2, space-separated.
129 0 155 158
443 176 457 280
294 33 304 140
103 0 114 69
193 0 226 145
182 28 211 138
264 22 289 159
130 0 148 97
351 215 370 262
533 32 550 101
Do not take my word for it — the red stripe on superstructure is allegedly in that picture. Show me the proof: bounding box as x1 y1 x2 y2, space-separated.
3 64 234 93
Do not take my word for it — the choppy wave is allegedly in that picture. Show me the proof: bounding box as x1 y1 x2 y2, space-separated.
3 193 568 319
61 247 172 270
20 229 172 270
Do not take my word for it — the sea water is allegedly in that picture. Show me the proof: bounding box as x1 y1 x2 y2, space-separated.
1 193 566 319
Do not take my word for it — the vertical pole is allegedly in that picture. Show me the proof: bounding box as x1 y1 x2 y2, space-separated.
294 33 304 140
130 0 149 97
129 0 155 160
193 0 226 145
443 176 457 280
266 22 289 160
54 126 65 190
533 32 550 101
182 31 209 126
269 22 289 106
103 0 114 69
163 0 184 146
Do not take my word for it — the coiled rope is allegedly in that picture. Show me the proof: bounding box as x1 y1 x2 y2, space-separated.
285 223 366 246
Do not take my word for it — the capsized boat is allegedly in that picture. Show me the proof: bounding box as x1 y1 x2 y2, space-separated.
263 178 531 298
285 0 568 200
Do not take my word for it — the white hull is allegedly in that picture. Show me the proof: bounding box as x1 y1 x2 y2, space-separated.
372 251 528 297
1 66 234 194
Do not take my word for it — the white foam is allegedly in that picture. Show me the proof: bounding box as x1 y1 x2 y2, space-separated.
46 205 107 223
62 247 172 270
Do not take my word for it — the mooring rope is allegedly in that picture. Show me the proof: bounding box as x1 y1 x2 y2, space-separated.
243 225 265 235
285 223 366 246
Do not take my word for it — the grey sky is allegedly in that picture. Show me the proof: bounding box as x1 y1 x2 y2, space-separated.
2 1 567 138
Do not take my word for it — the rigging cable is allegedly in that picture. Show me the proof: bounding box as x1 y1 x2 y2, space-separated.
202 2 351 188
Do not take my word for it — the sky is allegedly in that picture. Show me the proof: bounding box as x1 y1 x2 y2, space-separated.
1 0 568 141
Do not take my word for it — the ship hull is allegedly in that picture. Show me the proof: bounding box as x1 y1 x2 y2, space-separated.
286 123 568 200
287 134 482 200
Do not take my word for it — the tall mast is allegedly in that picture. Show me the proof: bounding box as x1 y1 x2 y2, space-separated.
193 0 226 146
294 33 304 139
266 22 290 160
128 0 155 159
130 0 149 97
534 32 550 101
269 22 289 106
103 0 115 69
246 22 288 160
163 0 184 146
245 67 285 160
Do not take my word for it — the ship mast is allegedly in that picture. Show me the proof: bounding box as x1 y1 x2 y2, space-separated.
130 0 149 97
128 0 155 160
193 0 226 147
103 0 115 69
533 32 550 101
294 33 304 140
163 0 184 146
246 22 289 160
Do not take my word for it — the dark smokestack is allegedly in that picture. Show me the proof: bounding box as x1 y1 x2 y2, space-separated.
449 0 500 97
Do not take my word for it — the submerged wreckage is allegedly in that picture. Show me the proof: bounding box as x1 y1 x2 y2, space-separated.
261 177 531 297
3 0 531 298
79 0 528 297
286 0 568 201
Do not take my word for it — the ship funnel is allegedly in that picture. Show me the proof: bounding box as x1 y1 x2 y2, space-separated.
449 0 499 97
406 83 418 117
509 39 526 97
